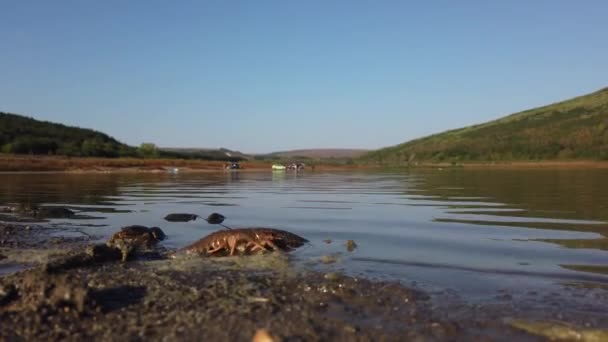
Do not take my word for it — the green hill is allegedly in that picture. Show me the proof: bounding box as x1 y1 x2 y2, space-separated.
0 112 136 157
360 87 608 164
0 112 247 160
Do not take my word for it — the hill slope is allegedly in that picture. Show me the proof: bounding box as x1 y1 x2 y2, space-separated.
0 112 135 157
0 112 255 161
360 87 608 164
265 149 369 159
160 147 250 161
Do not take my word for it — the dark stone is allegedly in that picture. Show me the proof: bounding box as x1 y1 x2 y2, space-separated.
0 284 17 306
206 213 225 224
164 213 199 222
35 207 75 218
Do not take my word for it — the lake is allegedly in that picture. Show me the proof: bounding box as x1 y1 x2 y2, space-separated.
2 168 608 305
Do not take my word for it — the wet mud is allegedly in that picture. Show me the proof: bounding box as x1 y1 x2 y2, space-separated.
1 222 608 341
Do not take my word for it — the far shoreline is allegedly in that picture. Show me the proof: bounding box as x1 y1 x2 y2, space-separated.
411 160 608 170
0 154 372 173
2 154 608 173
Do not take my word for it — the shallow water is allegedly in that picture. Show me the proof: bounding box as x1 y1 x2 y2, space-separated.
1 169 608 302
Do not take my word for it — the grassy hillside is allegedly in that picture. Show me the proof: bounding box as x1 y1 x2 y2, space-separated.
360 87 608 164
0 112 136 157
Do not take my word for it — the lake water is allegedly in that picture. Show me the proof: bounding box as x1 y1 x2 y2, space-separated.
2 169 608 305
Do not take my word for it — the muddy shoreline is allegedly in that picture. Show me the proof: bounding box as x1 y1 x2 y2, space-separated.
0 155 372 173
1 222 608 341
3 154 608 174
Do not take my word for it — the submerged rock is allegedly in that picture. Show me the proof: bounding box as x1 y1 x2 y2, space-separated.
205 212 226 225
1 204 75 219
319 255 339 264
164 213 199 222
346 239 357 252
35 207 75 218
1 203 37 214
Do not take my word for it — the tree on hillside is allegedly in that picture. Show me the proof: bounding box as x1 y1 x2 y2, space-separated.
138 143 159 158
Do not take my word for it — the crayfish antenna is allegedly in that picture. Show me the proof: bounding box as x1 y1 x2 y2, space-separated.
201 217 232 230
219 223 232 230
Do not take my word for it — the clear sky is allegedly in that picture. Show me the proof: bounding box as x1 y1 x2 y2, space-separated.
1 1 607 153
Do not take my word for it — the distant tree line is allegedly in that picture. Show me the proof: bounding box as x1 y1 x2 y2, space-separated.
0 112 139 157
0 112 249 161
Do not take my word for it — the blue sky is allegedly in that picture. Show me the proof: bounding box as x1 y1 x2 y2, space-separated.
1 1 607 153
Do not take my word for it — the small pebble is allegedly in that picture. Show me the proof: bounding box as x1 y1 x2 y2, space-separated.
343 325 357 333
346 239 357 252
248 296 270 303
324 272 340 281
252 328 274 342
320 255 338 264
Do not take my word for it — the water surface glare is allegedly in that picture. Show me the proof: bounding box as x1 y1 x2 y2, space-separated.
2 169 608 300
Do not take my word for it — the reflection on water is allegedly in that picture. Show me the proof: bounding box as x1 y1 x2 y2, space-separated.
1 169 608 299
